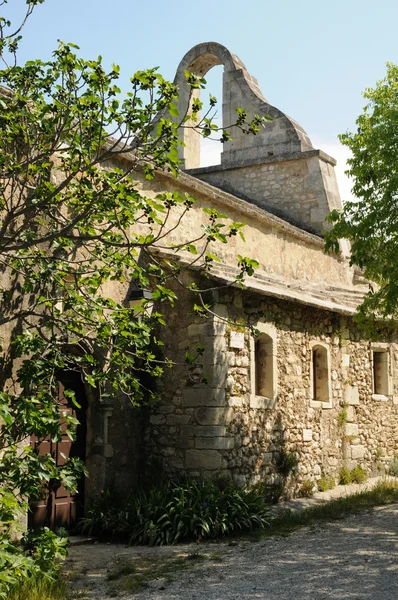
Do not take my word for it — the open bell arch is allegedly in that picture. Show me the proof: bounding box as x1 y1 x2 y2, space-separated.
173 41 313 169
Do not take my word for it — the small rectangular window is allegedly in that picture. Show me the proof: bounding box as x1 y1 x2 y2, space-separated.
255 335 273 398
312 345 329 403
373 351 389 395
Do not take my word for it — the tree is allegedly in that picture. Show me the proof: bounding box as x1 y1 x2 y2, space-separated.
0 2 262 594
326 62 398 333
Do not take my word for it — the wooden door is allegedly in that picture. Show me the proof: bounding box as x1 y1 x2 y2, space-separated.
29 373 87 531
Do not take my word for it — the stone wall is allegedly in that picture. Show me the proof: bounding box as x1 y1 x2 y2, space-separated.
187 152 341 235
145 286 398 496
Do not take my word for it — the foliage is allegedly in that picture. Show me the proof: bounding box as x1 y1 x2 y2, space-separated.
338 466 354 485
337 403 348 427
275 450 299 477
388 455 398 477
298 479 315 497
0 527 67 600
81 479 269 545
0 1 265 595
350 465 367 484
339 466 353 485
317 475 335 492
339 465 367 485
262 479 398 538
325 63 398 331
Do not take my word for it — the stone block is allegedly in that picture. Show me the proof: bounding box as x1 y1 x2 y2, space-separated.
351 445 366 460
341 354 350 368
228 397 243 407
344 385 359 405
149 415 166 425
182 388 225 407
175 434 194 449
165 414 191 425
345 423 358 437
302 429 313 442
346 406 356 422
185 449 222 470
195 437 235 450
250 395 276 409
194 425 227 437
187 322 214 337
194 407 234 425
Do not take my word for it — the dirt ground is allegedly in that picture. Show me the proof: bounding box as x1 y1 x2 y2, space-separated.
65 503 398 600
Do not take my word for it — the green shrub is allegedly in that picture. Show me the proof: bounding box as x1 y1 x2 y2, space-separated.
81 479 269 545
388 455 398 477
350 465 367 484
337 403 348 426
298 479 315 497
339 466 353 485
7 574 66 600
317 475 335 492
339 465 367 485
275 451 299 477
0 527 67 600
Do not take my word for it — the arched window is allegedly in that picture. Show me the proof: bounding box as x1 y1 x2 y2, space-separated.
250 324 277 409
310 343 332 408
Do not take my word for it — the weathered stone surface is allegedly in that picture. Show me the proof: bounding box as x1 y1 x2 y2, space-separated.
194 426 227 437
194 407 234 425
185 449 222 470
250 396 276 409
346 406 356 423
351 445 366 460
345 385 359 405
195 437 235 450
345 423 359 437
182 388 225 407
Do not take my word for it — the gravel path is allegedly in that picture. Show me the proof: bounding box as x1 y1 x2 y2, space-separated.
65 503 398 600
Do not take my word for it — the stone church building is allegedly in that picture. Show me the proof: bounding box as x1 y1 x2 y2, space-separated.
23 42 398 527
100 42 398 501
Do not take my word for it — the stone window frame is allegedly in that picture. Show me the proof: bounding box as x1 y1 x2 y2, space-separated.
309 341 332 409
370 343 391 401
249 323 278 409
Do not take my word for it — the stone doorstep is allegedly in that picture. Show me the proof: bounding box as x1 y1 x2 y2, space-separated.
267 476 392 517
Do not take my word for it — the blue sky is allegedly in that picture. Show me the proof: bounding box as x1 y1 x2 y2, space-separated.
5 0 398 201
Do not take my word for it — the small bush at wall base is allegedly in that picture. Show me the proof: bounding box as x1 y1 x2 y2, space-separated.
317 475 335 492
350 465 367 484
339 465 367 485
388 456 398 477
339 467 353 485
81 479 269 545
298 479 315 497
275 451 299 477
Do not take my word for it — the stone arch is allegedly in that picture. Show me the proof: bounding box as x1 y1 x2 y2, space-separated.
173 42 313 169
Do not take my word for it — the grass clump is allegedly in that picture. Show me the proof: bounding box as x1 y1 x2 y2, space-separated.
263 479 398 538
388 455 398 477
82 478 269 545
275 450 299 477
339 466 353 485
317 475 335 492
298 479 315 497
350 465 367 484
339 465 367 485
7 575 66 600
106 551 221 596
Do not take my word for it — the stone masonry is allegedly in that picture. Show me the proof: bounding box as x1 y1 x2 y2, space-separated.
145 288 398 496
